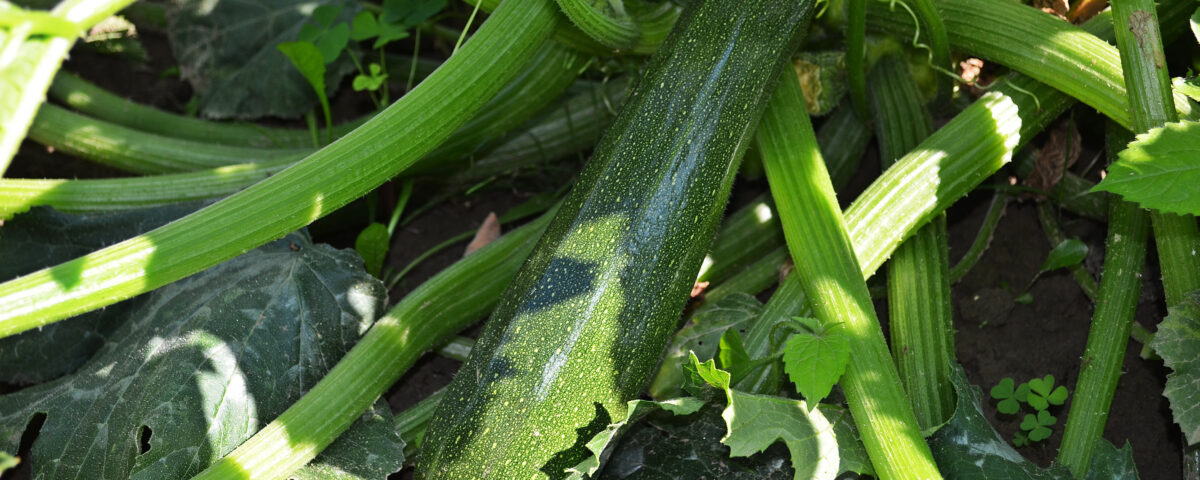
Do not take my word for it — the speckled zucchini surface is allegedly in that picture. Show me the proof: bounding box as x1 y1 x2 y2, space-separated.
416 0 814 478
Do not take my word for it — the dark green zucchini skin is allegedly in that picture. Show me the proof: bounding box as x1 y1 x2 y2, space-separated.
416 0 814 478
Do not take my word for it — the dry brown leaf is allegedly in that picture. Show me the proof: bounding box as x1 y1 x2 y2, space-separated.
1068 0 1108 23
463 212 501 257
690 281 710 299
1034 0 1069 19
1024 119 1081 199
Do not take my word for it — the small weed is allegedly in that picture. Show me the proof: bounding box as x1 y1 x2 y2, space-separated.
991 375 1069 446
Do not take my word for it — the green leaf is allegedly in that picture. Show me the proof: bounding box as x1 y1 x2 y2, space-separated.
0 203 203 383
1150 289 1200 445
990 378 1014 399
1014 382 1031 403
314 22 350 64
372 23 410 49
382 0 445 25
290 400 404 480
1190 7 1200 45
167 0 359 119
717 328 753 383
0 232 387 479
1046 386 1068 405
354 222 390 277
350 11 379 40
928 367 1075 478
1093 120 1200 215
1014 292 1034 305
1177 77 1200 103
565 397 705 479
997 398 1020 415
685 354 874 479
1041 240 1088 272
311 4 342 27
1028 426 1052 442
653 293 763 399
1085 440 1138 480
278 41 329 106
781 319 850 405
352 64 388 92
597 404 795 480
0 452 17 474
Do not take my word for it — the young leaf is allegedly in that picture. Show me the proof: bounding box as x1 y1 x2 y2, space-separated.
990 377 1015 399
0 452 16 474
279 41 328 97
350 11 380 40
0 232 387 478
167 0 358 119
565 397 705 479
1093 120 1200 216
685 354 875 479
717 328 754 383
291 400 405 480
1150 289 1200 445
0 203 203 383
355 222 390 277
314 22 351 64
781 318 850 405
1041 240 1088 272
652 293 763 399
1191 7 1200 45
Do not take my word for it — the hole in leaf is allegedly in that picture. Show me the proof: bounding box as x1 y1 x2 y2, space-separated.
138 425 152 454
18 412 46 455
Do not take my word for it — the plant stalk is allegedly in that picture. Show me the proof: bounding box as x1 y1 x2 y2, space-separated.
757 68 941 479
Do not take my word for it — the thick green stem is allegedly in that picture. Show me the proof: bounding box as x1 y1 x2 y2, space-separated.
1109 1 1200 476
870 53 955 430
1056 124 1151 477
554 0 639 50
844 0 1196 130
758 69 941 479
845 0 868 118
907 0 952 107
0 0 562 339
191 207 555 480
0 0 136 174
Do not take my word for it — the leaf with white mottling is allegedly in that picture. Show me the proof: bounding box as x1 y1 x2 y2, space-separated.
0 232 386 480
290 400 405 480
1151 290 1200 445
0 203 203 383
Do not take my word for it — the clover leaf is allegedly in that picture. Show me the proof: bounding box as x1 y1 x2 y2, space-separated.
1027 374 1068 411
1020 410 1057 443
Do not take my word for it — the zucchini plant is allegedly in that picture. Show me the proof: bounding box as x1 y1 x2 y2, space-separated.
2 0 1200 478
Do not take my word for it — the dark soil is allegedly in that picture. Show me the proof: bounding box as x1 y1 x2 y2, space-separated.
2 21 1188 480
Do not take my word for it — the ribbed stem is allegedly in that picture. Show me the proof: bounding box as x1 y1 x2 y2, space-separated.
870 53 955 430
191 208 554 480
758 68 941 480
1056 124 1151 477
0 0 563 338
555 0 639 50
1109 2 1200 476
0 0 137 174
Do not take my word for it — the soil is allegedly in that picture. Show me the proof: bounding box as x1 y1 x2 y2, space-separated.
1 21 1188 480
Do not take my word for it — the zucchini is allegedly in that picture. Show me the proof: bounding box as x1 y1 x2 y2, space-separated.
416 0 816 478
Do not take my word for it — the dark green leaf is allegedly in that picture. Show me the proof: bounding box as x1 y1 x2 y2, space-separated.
350 11 379 40
167 0 358 119
717 329 753 382
685 354 874 479
990 378 1014 399
311 5 341 27
596 405 794 480
355 222 389 277
1041 240 1087 272
1093 120 1200 216
566 398 705 479
290 400 405 480
314 22 350 64
997 398 1019 415
780 320 849 406
372 24 410 49
0 232 387 479
381 0 444 25
0 203 203 383
1084 440 1138 480
652 293 763 399
1150 289 1200 445
928 366 1075 478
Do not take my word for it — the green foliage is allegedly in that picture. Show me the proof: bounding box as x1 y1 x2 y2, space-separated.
652 293 764 399
989 375 1068 446
0 203 202 383
167 0 359 119
1019 410 1057 444
351 0 445 49
0 232 387 478
565 397 705 479
1150 289 1200 445
291 400 406 480
1093 120 1200 216
0 452 17 474
354 222 390 277
353 63 388 92
685 353 874 479
1041 239 1088 272
780 317 850 406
